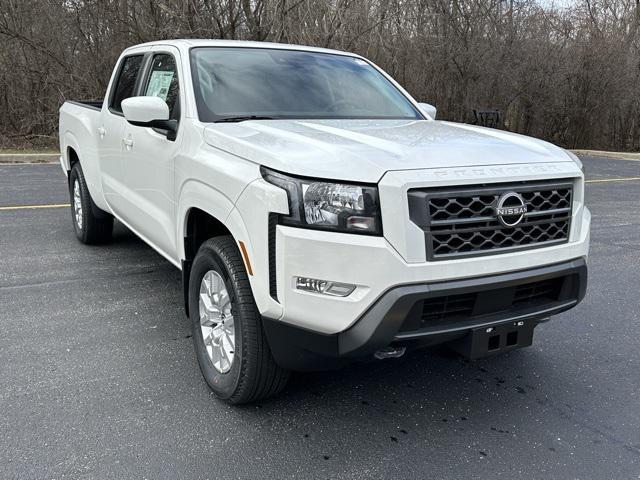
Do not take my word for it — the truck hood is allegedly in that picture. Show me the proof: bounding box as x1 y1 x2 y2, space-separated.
203 119 574 183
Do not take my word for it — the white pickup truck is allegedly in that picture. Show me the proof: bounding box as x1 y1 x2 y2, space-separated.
59 40 590 404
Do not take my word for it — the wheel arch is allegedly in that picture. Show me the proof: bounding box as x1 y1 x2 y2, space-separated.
178 181 255 317
67 146 80 172
62 131 82 173
62 130 110 213
183 207 233 263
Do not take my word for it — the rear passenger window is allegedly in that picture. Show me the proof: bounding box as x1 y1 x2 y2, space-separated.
144 54 180 121
110 55 144 113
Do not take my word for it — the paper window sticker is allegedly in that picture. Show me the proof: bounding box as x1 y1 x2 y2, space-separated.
146 71 175 101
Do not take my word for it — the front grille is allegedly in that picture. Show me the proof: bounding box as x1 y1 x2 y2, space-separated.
408 181 573 260
400 275 572 332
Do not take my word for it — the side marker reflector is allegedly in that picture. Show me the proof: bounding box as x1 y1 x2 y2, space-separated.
238 240 254 276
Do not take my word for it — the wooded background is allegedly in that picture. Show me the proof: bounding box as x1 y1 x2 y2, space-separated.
0 0 638 150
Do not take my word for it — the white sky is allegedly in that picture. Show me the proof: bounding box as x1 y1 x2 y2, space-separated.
536 0 578 8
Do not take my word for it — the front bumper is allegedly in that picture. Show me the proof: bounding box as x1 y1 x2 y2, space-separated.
263 258 587 370
272 205 590 335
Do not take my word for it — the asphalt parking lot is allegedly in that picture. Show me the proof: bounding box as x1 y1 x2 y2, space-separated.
0 155 638 479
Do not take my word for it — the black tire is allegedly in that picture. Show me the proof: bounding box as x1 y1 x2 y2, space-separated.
69 162 113 244
189 236 289 404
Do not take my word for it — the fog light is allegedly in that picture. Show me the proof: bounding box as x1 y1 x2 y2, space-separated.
295 277 356 297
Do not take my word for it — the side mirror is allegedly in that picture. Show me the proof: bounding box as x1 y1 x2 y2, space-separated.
418 102 437 120
121 96 177 140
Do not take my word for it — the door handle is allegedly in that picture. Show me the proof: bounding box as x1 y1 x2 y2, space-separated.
122 137 134 149
97 127 106 138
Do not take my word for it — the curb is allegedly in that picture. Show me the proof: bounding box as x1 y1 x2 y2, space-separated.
0 153 59 156
0 153 60 165
572 150 640 161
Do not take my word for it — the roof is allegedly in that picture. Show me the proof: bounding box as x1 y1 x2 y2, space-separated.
123 39 360 58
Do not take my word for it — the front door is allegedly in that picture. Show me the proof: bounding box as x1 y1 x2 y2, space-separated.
99 54 145 204
115 49 183 261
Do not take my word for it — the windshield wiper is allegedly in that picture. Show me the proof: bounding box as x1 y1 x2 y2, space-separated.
214 115 276 123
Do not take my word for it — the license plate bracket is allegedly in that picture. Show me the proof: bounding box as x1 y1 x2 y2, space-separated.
448 320 537 360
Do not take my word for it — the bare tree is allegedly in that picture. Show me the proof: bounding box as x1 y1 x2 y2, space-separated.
0 0 638 150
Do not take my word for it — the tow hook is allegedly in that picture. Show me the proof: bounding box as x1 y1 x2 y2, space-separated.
374 346 406 360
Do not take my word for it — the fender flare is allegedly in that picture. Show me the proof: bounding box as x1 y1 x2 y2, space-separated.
176 180 257 316
176 179 238 259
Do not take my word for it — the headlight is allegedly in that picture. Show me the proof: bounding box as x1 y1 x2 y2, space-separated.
261 167 382 235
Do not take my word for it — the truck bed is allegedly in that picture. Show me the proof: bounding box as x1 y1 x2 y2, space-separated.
66 100 103 111
58 100 106 198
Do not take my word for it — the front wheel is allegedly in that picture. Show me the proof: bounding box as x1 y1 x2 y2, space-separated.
69 163 113 244
189 236 289 404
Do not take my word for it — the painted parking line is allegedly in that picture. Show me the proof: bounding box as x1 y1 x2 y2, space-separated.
0 203 70 211
585 177 640 184
0 162 59 165
0 178 638 212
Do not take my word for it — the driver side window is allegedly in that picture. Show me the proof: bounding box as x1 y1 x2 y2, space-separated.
143 53 180 121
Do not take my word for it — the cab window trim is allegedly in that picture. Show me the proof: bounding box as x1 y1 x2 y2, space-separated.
108 53 147 117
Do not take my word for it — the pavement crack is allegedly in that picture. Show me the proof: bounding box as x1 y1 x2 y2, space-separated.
0 264 171 290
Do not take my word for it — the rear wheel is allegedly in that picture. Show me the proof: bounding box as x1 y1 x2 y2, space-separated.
69 163 113 244
189 236 289 404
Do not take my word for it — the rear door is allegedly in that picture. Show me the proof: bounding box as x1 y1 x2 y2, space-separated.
114 46 184 261
99 53 145 205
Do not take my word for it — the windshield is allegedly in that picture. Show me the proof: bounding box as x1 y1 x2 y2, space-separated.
190 47 423 122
